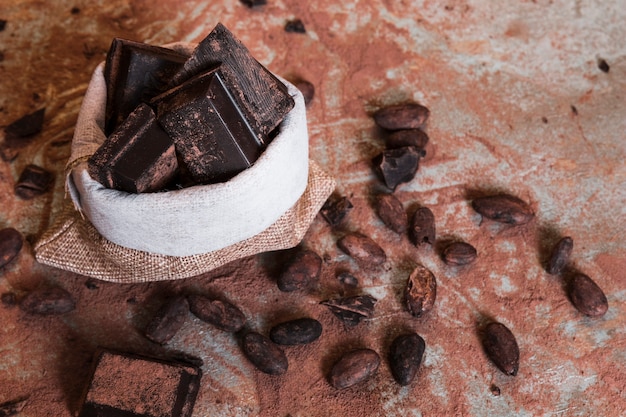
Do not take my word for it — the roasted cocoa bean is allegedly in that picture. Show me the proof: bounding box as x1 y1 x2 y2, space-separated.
373 103 430 130
269 317 322 345
144 295 189 345
568 273 608 317
321 294 377 327
471 194 534 225
481 322 519 376
442 241 477 266
242 331 288 375
388 333 426 386
277 249 322 292
405 264 437 317
188 294 246 332
0 227 23 268
546 236 573 275
373 146 422 191
320 194 353 227
337 233 386 267
385 129 429 150
19 287 76 315
329 348 381 389
410 207 436 246
375 193 408 234
14 164 54 200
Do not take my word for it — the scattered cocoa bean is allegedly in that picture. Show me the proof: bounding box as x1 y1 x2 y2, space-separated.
374 193 407 234
285 18 306 33
481 322 519 376
373 146 422 191
442 241 477 266
14 164 55 200
269 317 322 345
277 249 322 292
294 79 315 106
373 103 430 130
405 264 437 318
546 236 573 275
410 207 435 246
337 233 386 267
0 227 23 268
336 271 359 287
320 194 353 227
388 333 425 386
188 294 246 332
471 194 534 225
19 287 76 315
242 331 288 375
568 273 608 317
144 295 189 345
385 129 429 150
321 294 377 327
329 348 381 389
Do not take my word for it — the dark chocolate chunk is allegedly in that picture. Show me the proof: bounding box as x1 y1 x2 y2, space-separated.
145 296 189 345
14 164 54 199
388 333 426 386
374 193 408 234
78 349 202 417
320 194 353 227
277 249 322 292
442 241 477 266
188 294 246 332
241 331 288 375
410 207 436 246
337 233 386 267
0 227 23 268
329 349 380 389
4 108 45 146
373 146 422 191
481 322 520 376
385 129 429 150
0 397 27 416
154 66 263 184
104 38 188 135
269 317 322 345
373 103 430 130
321 294 377 327
294 79 315 106
546 236 573 275
285 19 306 33
88 103 178 193
472 194 534 225
597 58 610 73
405 264 437 318
168 23 294 142
568 273 608 317
19 287 76 315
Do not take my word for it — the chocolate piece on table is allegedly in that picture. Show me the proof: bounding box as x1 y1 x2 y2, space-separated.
78 349 202 417
88 103 178 193
104 38 188 135
14 164 54 199
153 66 264 184
373 146 423 191
4 108 45 146
168 23 294 143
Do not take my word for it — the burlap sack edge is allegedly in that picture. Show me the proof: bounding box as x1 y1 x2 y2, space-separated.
33 160 335 283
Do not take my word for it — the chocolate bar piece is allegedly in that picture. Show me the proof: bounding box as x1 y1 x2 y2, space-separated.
14 164 54 199
169 23 294 143
88 103 178 193
78 349 202 417
104 38 188 135
153 66 263 184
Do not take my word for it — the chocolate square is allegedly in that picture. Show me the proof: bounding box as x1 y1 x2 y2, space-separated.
88 103 178 193
78 349 202 417
152 66 263 184
104 38 188 135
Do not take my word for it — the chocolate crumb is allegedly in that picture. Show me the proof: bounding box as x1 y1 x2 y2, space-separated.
571 105 578 116
4 108 45 142
541 116 548 124
285 19 306 33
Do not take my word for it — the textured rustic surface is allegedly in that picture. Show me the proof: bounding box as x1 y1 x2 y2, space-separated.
0 1 625 416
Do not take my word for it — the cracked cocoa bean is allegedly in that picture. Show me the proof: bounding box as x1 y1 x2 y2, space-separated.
242 331 288 375
328 348 380 389
374 193 407 234
471 194 534 225
277 249 322 292
144 295 189 345
442 241 477 266
188 294 246 332
410 207 435 246
388 333 426 386
269 317 322 345
481 322 519 376
568 273 608 317
0 227 23 268
373 103 430 130
405 264 437 317
337 233 386 267
19 287 75 315
546 236 573 275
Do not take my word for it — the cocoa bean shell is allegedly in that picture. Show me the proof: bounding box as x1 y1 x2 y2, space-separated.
242 331 288 375
481 322 520 376
329 348 380 389
373 146 421 191
388 333 426 386
405 264 437 317
568 273 608 317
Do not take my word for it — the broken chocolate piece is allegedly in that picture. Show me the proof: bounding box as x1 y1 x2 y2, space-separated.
277 249 322 292
78 349 202 417
104 38 188 135
88 103 178 193
373 146 422 191
321 294 377 327
188 294 246 332
0 227 23 269
144 295 189 345
385 129 429 150
3 108 45 145
14 164 54 199
169 23 294 142
285 19 306 33
320 194 353 227
154 66 264 184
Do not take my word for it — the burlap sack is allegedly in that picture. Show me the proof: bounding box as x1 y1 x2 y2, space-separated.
34 48 335 283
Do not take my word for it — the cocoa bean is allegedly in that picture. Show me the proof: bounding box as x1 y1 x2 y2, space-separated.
329 348 380 389
373 103 430 130
321 294 377 327
242 331 288 375
405 264 437 317
188 294 246 332
374 193 407 234
144 295 189 345
410 207 435 246
0 227 23 268
19 287 75 315
277 249 322 292
442 241 477 266
546 236 573 275
568 273 608 317
471 194 534 225
337 233 386 267
385 129 429 150
320 194 353 227
481 322 519 376
373 146 422 191
388 333 425 386
269 317 322 345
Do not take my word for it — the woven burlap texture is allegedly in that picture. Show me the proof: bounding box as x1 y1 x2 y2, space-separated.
34 160 335 283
